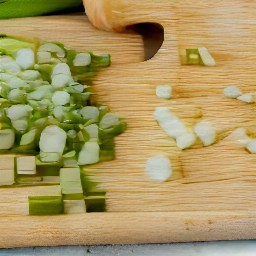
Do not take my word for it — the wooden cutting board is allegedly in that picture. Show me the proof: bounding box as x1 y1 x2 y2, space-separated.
1 0 256 248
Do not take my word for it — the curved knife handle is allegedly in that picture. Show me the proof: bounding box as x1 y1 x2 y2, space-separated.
83 0 173 32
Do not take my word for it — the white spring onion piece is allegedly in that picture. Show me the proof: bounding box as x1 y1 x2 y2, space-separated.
84 124 99 141
228 128 250 146
19 70 41 81
194 121 216 146
20 129 37 145
80 106 100 122
156 85 173 99
5 104 32 121
16 156 36 175
16 48 35 69
37 51 52 64
12 119 28 133
52 74 72 88
0 74 27 89
27 85 52 100
223 86 242 99
176 132 196 150
8 88 24 103
145 156 172 182
198 47 216 66
0 56 21 74
39 125 67 162
64 200 86 214
52 91 70 106
53 106 65 120
153 107 187 139
51 63 72 88
246 140 256 153
237 93 255 103
99 113 120 129
52 63 71 77
73 53 91 66
0 129 15 149
78 141 100 165
68 82 85 93
38 43 65 58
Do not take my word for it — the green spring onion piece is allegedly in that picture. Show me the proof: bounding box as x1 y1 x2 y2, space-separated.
186 48 202 65
80 170 106 196
60 168 83 199
28 196 64 215
36 157 61 176
19 129 37 146
0 36 34 57
16 176 43 184
84 195 106 212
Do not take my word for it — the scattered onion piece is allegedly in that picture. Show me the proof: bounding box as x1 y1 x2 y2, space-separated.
145 156 172 182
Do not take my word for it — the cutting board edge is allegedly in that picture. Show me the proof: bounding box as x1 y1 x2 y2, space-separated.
1 210 256 248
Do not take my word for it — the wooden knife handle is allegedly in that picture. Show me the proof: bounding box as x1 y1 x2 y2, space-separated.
83 0 174 32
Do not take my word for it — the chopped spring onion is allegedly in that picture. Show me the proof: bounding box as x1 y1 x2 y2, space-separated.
228 128 250 146
52 91 70 106
16 156 36 175
64 199 86 214
0 129 15 149
36 158 61 176
0 36 124 215
60 167 83 199
73 53 91 67
156 85 172 99
5 104 32 121
19 129 37 145
153 107 187 139
237 93 255 103
246 140 256 153
223 86 242 99
186 48 201 65
186 47 216 66
194 121 216 146
38 43 65 58
84 195 105 212
19 70 40 81
78 141 100 165
198 47 216 66
80 106 99 122
16 48 35 69
28 196 64 215
84 124 99 141
176 132 196 150
145 156 172 182
39 125 67 162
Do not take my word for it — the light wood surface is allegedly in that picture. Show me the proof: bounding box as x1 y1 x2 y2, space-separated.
1 0 256 247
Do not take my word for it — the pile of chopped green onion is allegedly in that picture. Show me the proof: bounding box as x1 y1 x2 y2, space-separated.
0 35 126 215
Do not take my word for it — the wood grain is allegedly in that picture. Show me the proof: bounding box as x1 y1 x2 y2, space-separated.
1 0 256 247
